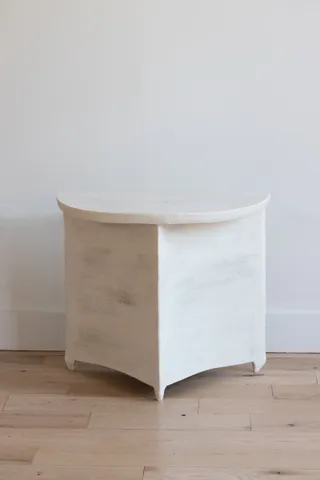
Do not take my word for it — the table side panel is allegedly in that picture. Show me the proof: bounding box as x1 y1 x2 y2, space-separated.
158 212 266 388
64 219 159 387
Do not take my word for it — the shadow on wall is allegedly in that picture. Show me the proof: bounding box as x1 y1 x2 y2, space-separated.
0 213 65 350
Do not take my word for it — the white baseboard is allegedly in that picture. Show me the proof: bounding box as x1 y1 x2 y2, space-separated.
0 309 65 350
0 309 320 352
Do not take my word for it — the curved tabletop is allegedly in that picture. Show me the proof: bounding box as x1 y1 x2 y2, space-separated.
57 192 270 225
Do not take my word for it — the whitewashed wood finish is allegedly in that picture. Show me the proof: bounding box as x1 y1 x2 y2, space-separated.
158 214 267 398
64 221 159 390
58 194 269 400
57 192 270 225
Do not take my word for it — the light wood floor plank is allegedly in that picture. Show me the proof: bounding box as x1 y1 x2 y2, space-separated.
266 355 320 371
144 469 240 480
33 450 320 470
0 368 110 382
4 396 198 416
0 440 37 465
68 375 152 398
0 376 70 395
42 355 66 368
91 398 198 415
143 466 320 479
0 369 151 397
251 412 320 431
5 430 317 468
199 397 320 415
0 352 45 365
166 382 272 399
3 395 97 415
0 466 143 479
88 412 250 431
33 452 320 470
272 384 320 400
182 369 317 386
0 413 89 429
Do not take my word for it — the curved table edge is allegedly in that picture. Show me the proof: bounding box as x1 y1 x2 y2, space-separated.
57 193 270 225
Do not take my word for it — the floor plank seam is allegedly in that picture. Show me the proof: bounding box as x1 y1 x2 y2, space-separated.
0 395 9 412
270 384 275 398
86 411 92 429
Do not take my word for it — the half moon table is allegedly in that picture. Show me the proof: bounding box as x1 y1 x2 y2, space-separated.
58 193 270 400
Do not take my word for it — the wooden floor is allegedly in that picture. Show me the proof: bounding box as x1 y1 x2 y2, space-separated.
0 354 320 479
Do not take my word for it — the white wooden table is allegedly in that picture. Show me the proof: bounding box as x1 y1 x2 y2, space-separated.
58 193 270 400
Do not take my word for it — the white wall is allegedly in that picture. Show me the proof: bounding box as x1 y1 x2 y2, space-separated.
1 0 320 351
